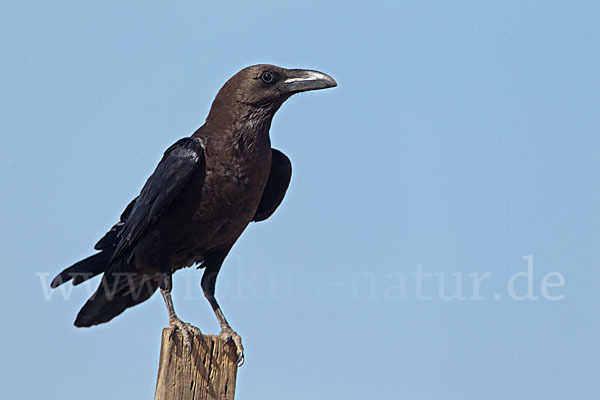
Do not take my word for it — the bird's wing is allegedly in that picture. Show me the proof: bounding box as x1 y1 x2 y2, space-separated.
111 137 206 261
94 197 138 250
253 148 292 222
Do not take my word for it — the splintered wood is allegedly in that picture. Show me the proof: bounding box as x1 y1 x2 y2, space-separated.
155 329 238 400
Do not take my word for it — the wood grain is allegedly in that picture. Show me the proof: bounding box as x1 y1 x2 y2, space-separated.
155 329 238 400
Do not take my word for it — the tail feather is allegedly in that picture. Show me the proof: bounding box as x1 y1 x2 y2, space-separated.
74 270 159 327
51 251 112 288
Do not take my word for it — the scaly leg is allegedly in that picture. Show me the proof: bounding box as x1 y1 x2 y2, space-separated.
202 262 244 366
160 274 201 354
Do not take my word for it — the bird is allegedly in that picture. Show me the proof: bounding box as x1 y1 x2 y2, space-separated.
51 64 337 365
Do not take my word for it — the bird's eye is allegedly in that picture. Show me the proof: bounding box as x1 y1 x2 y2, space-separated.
261 71 274 84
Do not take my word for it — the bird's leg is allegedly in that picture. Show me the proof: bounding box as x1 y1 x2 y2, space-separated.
202 265 245 366
214 303 244 365
159 274 201 354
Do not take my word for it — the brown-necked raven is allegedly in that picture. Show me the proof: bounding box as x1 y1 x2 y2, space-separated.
51 65 336 365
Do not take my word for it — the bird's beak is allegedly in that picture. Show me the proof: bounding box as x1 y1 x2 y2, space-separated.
283 69 337 93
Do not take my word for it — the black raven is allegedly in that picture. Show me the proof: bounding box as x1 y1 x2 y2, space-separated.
51 65 336 365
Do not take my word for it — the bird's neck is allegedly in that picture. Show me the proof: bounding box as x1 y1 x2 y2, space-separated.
195 103 275 158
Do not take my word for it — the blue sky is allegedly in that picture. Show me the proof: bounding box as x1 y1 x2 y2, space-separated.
1 1 599 399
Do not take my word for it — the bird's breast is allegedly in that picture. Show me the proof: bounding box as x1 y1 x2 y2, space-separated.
205 149 271 208
188 145 271 240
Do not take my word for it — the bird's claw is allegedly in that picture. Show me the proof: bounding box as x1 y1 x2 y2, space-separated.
219 327 245 366
168 317 202 355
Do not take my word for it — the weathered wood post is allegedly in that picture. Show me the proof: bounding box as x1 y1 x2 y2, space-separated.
154 329 239 400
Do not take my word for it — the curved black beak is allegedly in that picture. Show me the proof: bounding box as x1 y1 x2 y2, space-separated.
283 69 337 94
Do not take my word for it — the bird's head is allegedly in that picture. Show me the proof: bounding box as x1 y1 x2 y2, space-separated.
234 64 337 104
206 64 336 128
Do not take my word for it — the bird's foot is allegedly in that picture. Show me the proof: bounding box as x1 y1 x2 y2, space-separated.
219 327 245 367
168 317 202 355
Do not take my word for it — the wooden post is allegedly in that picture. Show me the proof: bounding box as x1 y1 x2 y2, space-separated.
154 329 238 400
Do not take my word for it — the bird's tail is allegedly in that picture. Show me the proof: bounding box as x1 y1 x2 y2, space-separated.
74 266 160 327
51 251 113 288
